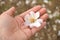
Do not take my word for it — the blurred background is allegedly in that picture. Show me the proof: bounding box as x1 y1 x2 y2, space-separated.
0 0 60 40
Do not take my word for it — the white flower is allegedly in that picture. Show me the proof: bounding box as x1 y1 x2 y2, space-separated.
43 0 48 3
24 11 43 28
58 31 60 36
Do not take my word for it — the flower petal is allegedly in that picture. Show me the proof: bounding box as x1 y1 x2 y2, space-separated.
30 11 35 17
24 14 31 23
24 14 29 21
29 24 34 28
34 22 41 27
29 22 41 28
35 19 43 24
34 12 40 19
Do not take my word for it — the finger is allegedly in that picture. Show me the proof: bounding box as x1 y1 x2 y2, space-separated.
31 22 46 35
39 8 46 16
19 5 41 18
2 7 16 16
40 13 48 21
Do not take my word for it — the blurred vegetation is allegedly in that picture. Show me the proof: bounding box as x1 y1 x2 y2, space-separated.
0 0 60 40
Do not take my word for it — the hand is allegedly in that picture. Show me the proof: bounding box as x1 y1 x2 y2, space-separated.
0 5 48 40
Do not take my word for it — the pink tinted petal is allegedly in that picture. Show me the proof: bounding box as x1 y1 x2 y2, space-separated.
34 12 40 19
24 14 29 21
30 11 35 17
24 14 31 24
29 23 34 28
29 22 41 28
33 22 41 27
35 19 43 24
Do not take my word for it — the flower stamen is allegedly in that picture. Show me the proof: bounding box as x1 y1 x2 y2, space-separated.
29 17 36 23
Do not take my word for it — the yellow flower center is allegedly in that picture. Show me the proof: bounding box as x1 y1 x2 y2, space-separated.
29 17 36 23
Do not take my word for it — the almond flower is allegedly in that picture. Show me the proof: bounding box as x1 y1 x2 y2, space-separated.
24 11 43 28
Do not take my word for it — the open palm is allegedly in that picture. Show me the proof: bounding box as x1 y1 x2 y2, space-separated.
0 5 48 40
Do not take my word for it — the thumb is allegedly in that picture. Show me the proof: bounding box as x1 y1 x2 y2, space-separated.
2 7 16 16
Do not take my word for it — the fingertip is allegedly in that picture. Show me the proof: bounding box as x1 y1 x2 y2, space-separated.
42 8 46 10
34 5 41 8
11 6 16 11
5 7 16 16
41 8 46 11
33 5 42 11
40 13 48 21
39 8 46 14
9 7 16 13
44 13 49 19
44 13 48 16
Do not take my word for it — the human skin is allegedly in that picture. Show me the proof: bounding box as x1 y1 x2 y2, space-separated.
0 5 48 40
